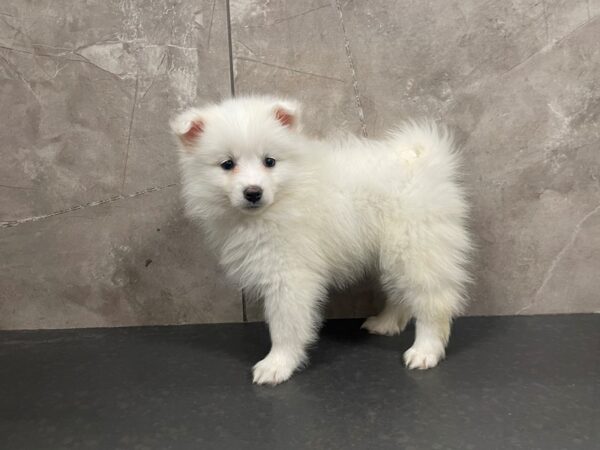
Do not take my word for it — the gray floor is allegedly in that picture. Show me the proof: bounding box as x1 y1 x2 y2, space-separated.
0 315 598 449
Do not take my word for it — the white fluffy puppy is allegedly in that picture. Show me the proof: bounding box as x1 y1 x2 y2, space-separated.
171 96 472 385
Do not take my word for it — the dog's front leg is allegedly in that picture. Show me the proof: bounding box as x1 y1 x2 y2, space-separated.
252 277 323 385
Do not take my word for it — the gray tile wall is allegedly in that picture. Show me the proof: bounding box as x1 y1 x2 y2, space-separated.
1 1 598 329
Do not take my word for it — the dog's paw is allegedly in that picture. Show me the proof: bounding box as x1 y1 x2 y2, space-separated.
403 344 445 370
252 354 297 386
361 315 402 336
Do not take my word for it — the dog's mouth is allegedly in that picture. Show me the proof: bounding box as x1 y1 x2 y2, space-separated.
241 203 264 212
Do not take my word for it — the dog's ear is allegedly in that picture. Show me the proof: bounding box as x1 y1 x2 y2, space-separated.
273 100 301 131
170 108 205 151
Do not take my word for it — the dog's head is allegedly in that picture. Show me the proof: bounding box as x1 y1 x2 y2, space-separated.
171 96 307 217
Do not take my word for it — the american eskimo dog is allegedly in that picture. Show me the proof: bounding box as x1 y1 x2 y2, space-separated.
171 96 472 385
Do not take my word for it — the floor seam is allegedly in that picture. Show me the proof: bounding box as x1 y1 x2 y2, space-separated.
0 183 179 229
334 0 367 137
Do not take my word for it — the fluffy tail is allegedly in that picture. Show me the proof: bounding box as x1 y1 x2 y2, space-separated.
390 119 470 230
388 120 460 174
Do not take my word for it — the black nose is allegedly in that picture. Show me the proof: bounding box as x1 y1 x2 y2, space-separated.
243 185 263 203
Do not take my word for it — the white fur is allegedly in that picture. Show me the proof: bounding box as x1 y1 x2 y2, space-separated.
171 96 473 385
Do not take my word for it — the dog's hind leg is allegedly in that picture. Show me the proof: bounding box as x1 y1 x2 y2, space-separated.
402 296 453 370
403 222 470 369
361 297 411 336
380 220 471 370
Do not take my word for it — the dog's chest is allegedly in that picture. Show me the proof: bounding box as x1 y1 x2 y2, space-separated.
217 224 288 285
216 214 376 290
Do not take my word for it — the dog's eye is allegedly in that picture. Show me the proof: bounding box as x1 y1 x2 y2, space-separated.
220 160 235 171
264 157 276 168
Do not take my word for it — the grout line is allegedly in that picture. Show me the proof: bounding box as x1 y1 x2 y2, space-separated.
225 0 243 318
1 183 179 229
242 289 248 322
334 0 367 137
225 0 235 97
